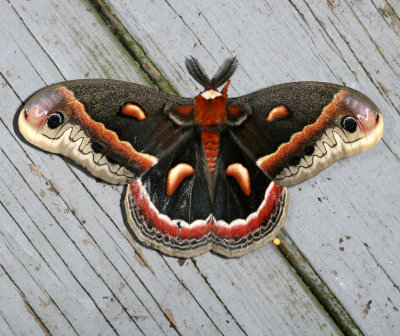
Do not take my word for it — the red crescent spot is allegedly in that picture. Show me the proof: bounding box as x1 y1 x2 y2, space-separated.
166 163 195 196
225 163 251 196
121 103 146 121
266 105 289 122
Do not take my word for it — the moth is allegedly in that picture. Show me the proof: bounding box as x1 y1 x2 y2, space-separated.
18 58 384 257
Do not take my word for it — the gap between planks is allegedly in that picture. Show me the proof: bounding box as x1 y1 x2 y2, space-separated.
87 1 364 335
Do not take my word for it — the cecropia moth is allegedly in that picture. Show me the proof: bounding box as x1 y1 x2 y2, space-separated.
18 57 384 257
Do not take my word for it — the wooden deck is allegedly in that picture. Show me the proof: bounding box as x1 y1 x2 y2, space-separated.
1 0 399 335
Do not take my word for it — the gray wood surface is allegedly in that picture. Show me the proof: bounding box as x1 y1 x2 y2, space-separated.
0 0 399 335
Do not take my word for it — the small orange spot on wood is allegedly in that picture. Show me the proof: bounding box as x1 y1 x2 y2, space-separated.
266 105 289 122
273 237 281 245
39 297 49 308
226 163 251 196
29 164 43 177
167 163 195 196
121 103 146 121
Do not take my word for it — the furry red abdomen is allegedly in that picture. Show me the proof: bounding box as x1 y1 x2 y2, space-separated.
201 131 220 174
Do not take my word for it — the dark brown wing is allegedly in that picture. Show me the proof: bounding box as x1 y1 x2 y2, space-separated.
226 82 384 186
19 79 194 184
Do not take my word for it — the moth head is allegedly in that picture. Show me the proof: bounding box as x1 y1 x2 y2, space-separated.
18 86 71 152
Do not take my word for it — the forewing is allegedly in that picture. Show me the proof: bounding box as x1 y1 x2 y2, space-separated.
18 79 193 184
227 82 384 186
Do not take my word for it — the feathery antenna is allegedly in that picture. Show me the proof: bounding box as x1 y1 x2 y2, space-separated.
185 57 211 89
211 57 238 89
186 56 238 90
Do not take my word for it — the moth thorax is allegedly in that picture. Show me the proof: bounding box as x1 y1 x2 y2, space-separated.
201 90 222 100
201 130 220 174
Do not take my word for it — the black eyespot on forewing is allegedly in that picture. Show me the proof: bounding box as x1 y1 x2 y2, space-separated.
47 112 64 129
341 116 357 133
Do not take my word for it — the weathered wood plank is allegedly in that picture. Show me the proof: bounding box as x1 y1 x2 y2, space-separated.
0 0 345 335
103 0 400 334
0 262 50 336
0 314 14 336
